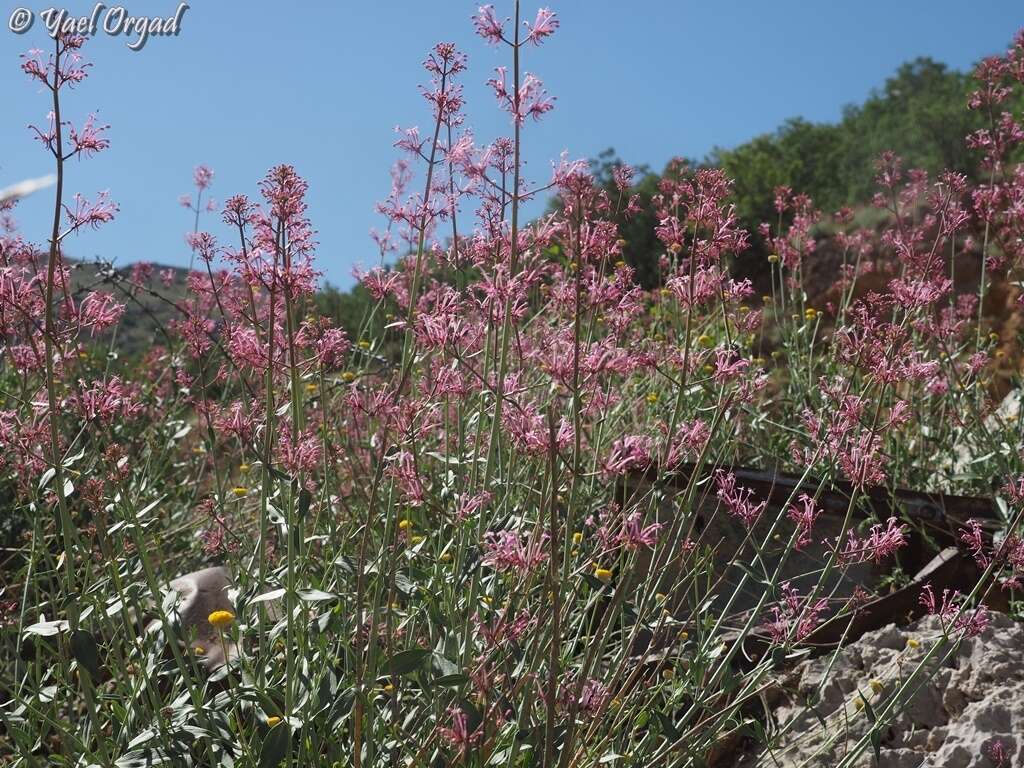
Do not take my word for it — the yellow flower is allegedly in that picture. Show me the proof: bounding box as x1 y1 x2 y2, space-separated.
191 446 206 455
615 260 626 269
439 552 453 563
266 716 281 727
208 610 235 629
358 340 370 350
383 683 395 694
342 371 355 382
616 239 627 248
231 487 248 498
572 532 583 545
398 519 413 532
646 392 659 405
697 334 714 349
668 243 682 254
989 332 1000 342
194 645 206 656
410 535 424 545
853 695 865 711
594 566 613 583
739 305 751 314
678 630 689 641
804 307 817 321
768 254 780 263
869 679 884 694
661 668 675 681
761 295 772 303
305 382 318 393
239 463 251 474
655 593 666 605
906 637 920 649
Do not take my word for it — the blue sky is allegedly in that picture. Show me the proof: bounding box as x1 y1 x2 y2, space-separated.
2 1 1022 288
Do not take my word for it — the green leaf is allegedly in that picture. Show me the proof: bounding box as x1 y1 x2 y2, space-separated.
433 674 470 688
70 629 101 680
654 709 680 740
430 651 459 678
259 723 290 768
297 488 312 520
384 648 431 676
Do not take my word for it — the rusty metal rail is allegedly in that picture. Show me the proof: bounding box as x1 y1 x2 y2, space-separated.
622 462 1006 655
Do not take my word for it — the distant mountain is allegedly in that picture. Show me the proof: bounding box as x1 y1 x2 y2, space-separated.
67 259 190 359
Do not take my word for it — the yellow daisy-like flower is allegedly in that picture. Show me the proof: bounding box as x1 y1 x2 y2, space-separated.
661 668 675 681
646 392 659 405
231 487 248 498
266 716 281 727
358 340 370 350
398 519 413 532
194 645 206 656
869 679 884 694
439 552 453 563
208 610 235 629
594 567 613 584
239 463 251 474
341 371 356 382
768 254 780 263
572 532 583 545
697 334 714 349
906 637 920 649
305 382 318 393
409 535 424 545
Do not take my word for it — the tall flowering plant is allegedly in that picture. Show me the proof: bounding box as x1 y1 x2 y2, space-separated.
3 8 1024 768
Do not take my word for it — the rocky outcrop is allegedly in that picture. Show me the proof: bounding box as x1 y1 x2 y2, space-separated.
743 613 1023 767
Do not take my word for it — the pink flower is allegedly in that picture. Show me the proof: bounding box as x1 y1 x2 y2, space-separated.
615 511 662 551
72 377 142 424
603 435 652 475
524 8 559 45
836 518 907 564
472 5 505 44
715 470 766 528
483 530 547 574
919 583 990 638
68 113 110 158
437 707 481 756
193 165 214 191
64 190 117 231
79 291 124 334
787 494 821 550
762 582 828 644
